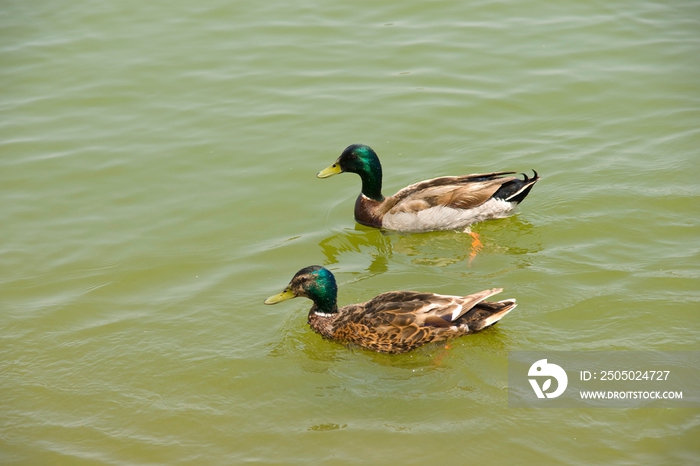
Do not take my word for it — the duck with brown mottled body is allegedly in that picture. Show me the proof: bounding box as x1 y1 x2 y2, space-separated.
264 266 517 354
317 144 540 233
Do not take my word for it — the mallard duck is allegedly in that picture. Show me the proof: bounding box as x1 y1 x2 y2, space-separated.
264 265 517 354
317 144 540 232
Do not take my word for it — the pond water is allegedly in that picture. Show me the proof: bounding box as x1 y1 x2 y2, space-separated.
1 0 699 464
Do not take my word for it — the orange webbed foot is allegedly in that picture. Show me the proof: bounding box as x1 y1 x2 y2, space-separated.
467 231 483 266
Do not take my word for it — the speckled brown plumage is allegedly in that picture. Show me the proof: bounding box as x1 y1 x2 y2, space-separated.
264 266 517 354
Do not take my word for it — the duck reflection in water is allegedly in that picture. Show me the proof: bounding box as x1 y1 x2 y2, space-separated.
318 215 541 272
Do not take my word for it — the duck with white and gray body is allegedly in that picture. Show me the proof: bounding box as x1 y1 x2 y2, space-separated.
317 144 540 233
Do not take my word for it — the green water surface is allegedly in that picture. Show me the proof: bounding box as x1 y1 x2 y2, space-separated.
1 0 699 464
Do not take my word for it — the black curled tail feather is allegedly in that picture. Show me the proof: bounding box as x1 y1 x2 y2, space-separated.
493 170 540 204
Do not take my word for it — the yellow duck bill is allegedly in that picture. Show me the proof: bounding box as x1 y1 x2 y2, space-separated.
317 163 342 178
264 288 296 305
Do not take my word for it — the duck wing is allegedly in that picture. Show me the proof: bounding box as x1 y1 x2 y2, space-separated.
384 172 518 215
334 288 513 353
352 288 504 330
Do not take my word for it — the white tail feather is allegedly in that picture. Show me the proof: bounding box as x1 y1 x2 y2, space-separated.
481 300 517 328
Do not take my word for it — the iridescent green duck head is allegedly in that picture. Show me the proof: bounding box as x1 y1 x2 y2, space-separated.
264 265 339 315
317 144 384 201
